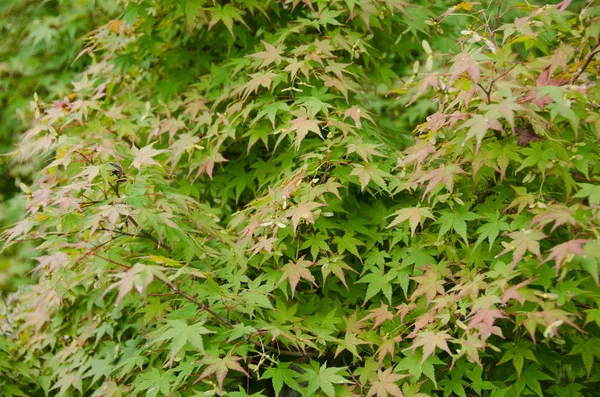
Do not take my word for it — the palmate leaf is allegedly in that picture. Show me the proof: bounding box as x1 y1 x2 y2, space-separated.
496 229 546 270
408 330 453 364
151 319 213 359
543 239 589 274
367 368 408 397
286 115 323 149
207 4 249 37
387 206 434 235
130 143 169 170
261 362 302 396
297 362 349 397
198 355 248 395
275 257 318 298
351 163 388 191
104 263 166 306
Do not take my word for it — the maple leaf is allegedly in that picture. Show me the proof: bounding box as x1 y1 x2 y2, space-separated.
251 236 278 257
409 267 445 305
409 330 453 363
467 308 506 337
406 73 439 106
543 239 589 274
261 362 302 396
501 279 534 305
198 354 248 395
546 43 574 76
377 335 403 366
334 332 368 359
130 143 169 170
286 115 323 149
170 133 201 167
450 52 480 87
344 106 372 128
463 114 504 152
104 263 164 306
298 362 349 397
367 368 407 397
401 139 436 168
286 201 326 233
207 4 249 38
414 164 465 199
496 229 547 270
276 257 318 298
320 256 357 289
387 206 434 235
516 126 546 146
243 71 279 98
436 206 481 245
248 41 284 68
363 303 395 329
530 204 577 232
2 219 35 249
347 141 385 163
485 99 525 132
453 334 485 367
351 163 388 191
152 319 213 358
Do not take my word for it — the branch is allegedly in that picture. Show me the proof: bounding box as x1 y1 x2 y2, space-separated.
570 36 600 84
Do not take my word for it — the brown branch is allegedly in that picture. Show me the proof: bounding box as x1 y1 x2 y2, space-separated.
570 36 600 84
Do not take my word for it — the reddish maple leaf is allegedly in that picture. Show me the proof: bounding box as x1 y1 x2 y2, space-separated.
363 303 395 329
414 164 466 200
496 229 547 270
286 116 323 149
275 257 318 298
286 201 326 233
197 354 248 394
543 239 589 274
449 52 480 87
467 308 506 337
409 267 446 305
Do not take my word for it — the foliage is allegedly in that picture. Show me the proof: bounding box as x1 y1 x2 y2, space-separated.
2 0 600 396
0 0 120 292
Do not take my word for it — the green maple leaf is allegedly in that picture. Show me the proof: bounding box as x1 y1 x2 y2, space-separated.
261 362 302 396
569 337 600 377
516 365 553 397
574 183 600 205
436 205 481 245
396 351 442 386
152 319 212 358
135 368 177 397
301 233 331 260
207 4 249 37
474 211 510 250
333 232 365 258
357 266 394 303
298 362 349 397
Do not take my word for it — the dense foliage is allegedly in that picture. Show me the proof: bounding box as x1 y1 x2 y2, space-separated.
0 0 119 290
2 0 600 396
